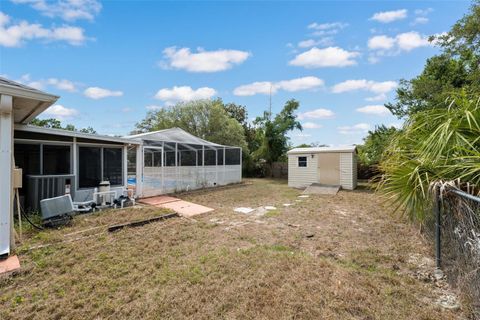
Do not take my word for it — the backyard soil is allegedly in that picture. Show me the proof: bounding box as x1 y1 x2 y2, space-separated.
0 179 466 319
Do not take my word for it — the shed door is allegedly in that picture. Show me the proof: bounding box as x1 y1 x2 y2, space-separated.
317 153 340 185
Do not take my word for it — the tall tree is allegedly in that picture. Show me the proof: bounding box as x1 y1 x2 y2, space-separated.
386 1 480 118
379 1 480 221
30 118 97 133
254 99 302 171
30 118 63 129
134 99 248 151
379 92 480 221
358 125 399 166
223 102 247 125
223 102 259 155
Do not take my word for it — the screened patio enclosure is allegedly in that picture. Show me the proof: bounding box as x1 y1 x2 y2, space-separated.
127 128 242 197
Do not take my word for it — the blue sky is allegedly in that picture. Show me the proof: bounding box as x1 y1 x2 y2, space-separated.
0 0 472 146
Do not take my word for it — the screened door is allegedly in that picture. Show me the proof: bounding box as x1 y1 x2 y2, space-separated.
142 146 164 197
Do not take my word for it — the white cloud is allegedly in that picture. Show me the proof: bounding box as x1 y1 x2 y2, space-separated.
415 8 433 16
233 81 272 96
146 105 163 111
16 74 44 89
412 17 429 25
0 12 9 26
84 87 123 99
233 76 324 96
51 25 86 43
42 104 79 119
338 123 370 135
16 74 77 92
396 31 430 51
370 9 407 23
332 79 397 94
0 12 87 47
297 37 334 48
356 105 391 116
367 31 431 62
276 76 324 92
11 0 102 21
154 86 216 104
298 108 335 120
299 21 347 49
46 78 76 92
160 47 250 73
368 35 395 50
307 22 348 37
308 22 348 30
298 39 317 48
289 47 359 68
302 122 322 129
365 93 387 102
122 107 132 113
295 133 312 138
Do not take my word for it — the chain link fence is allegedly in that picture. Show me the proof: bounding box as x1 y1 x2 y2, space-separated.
432 182 480 317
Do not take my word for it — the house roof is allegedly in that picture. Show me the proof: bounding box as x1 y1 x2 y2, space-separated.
287 146 357 154
126 127 233 148
15 124 141 145
0 77 59 124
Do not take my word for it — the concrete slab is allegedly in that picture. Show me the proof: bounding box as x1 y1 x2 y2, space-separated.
0 255 20 276
234 207 255 214
139 195 214 217
160 200 214 217
264 206 277 210
139 196 180 206
303 183 340 195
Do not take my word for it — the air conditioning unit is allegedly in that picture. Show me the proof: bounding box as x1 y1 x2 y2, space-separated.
40 194 74 221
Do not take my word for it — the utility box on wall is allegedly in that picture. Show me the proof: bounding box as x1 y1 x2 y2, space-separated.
13 168 22 189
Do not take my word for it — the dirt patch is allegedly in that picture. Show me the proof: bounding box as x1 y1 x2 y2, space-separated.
0 179 464 319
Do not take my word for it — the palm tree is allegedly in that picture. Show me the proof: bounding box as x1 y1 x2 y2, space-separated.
378 91 480 221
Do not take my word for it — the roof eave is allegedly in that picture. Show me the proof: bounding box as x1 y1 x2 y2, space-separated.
1 82 59 124
0 83 59 102
287 147 356 154
15 124 142 145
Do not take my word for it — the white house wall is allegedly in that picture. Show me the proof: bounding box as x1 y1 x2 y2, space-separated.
352 153 358 189
288 154 318 188
0 94 13 256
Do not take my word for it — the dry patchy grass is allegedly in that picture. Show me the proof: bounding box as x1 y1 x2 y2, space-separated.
0 179 463 319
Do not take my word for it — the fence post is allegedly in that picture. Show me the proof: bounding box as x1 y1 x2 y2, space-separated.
434 187 442 269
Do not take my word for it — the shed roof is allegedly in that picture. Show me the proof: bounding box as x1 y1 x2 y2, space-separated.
126 127 234 148
15 124 141 145
287 146 356 154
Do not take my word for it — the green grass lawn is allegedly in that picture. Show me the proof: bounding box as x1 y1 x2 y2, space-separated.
0 179 463 319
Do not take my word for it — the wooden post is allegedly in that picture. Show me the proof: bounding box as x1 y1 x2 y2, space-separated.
15 188 21 241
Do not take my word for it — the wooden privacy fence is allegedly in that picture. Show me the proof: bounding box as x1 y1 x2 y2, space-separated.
272 162 288 179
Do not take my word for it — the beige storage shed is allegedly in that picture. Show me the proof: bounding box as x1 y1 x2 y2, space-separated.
287 146 357 190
